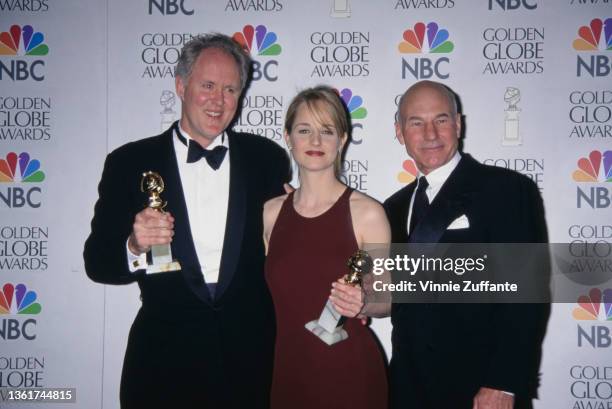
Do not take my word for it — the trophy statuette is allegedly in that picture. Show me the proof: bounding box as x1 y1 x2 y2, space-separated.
305 250 373 346
140 171 181 274
503 87 522 146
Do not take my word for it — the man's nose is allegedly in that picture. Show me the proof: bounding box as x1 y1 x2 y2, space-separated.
211 88 224 104
423 122 437 140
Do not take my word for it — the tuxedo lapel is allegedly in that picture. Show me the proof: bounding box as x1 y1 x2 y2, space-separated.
389 184 415 243
410 155 477 244
216 130 247 299
155 128 213 304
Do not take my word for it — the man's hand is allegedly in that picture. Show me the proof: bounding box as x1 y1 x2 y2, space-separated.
127 208 175 255
330 279 365 321
472 387 514 409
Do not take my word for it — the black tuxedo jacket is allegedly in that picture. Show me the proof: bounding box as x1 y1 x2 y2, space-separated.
84 124 290 408
384 154 549 409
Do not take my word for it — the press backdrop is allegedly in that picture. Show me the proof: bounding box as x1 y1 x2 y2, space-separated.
1 1 611 408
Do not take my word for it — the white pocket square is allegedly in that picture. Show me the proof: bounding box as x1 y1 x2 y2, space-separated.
447 214 470 230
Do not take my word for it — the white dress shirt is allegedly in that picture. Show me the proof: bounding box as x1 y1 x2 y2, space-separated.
128 123 230 285
407 151 461 235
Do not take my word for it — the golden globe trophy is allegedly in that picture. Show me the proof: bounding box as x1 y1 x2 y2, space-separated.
140 171 181 274
305 250 372 346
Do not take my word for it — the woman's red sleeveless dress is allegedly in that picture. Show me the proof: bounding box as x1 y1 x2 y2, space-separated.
265 188 388 409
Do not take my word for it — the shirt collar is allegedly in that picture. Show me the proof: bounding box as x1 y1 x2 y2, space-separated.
418 151 461 191
177 121 228 150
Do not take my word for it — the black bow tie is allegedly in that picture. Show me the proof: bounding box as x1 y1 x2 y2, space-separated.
174 123 228 170
187 141 228 170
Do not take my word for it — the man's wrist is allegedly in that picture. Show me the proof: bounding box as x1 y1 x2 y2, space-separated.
126 238 147 272
127 236 143 256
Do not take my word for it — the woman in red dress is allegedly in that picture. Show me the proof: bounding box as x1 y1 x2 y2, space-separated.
263 86 390 409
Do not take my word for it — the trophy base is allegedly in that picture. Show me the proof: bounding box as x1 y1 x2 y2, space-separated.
330 10 350 18
305 320 348 346
146 261 181 274
502 139 522 146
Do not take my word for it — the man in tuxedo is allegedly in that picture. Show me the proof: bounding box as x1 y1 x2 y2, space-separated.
84 34 290 408
383 81 549 409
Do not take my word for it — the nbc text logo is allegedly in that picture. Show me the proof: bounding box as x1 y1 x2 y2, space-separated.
397 159 418 184
338 88 367 145
233 25 281 82
0 152 45 209
573 288 612 348
398 22 454 80
148 0 193 15
488 0 536 10
0 283 41 341
572 150 612 209
573 18 611 77
0 25 48 81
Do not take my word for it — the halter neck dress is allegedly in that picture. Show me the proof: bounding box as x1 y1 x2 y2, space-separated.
265 188 388 409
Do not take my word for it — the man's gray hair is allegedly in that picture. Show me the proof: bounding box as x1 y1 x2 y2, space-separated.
175 33 251 91
395 81 458 125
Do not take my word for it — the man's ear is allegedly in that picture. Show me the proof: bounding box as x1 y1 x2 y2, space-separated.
454 114 462 140
395 122 405 146
175 76 185 100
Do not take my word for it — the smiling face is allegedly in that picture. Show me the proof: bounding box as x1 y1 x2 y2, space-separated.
175 47 241 148
396 83 461 175
285 101 347 175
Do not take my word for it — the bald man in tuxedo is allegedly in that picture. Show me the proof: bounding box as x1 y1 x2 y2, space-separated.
382 81 549 409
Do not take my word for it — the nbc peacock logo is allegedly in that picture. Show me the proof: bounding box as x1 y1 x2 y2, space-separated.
0 283 42 315
0 25 48 56
337 88 367 120
398 22 453 80
337 88 367 145
233 25 281 82
572 18 612 52
573 18 611 78
573 150 611 209
573 288 612 321
398 22 454 54
0 152 45 183
572 150 612 183
573 288 611 349
0 283 40 340
0 24 48 81
233 24 281 56
0 152 45 209
397 159 418 184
